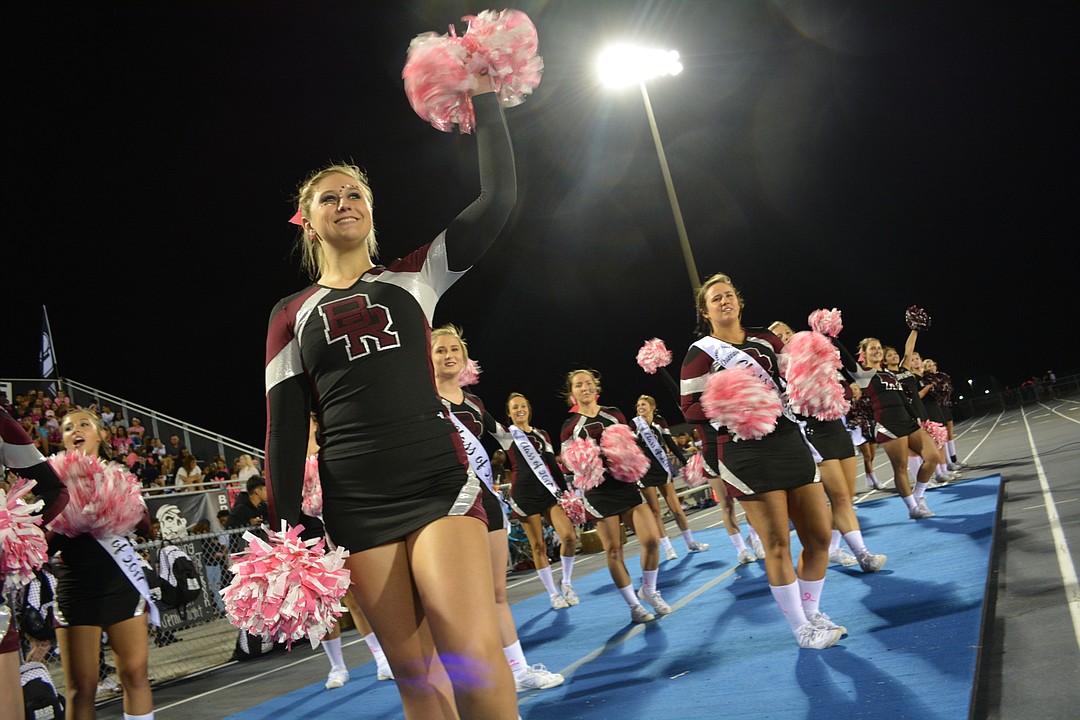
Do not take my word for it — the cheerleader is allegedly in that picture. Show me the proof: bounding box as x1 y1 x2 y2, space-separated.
264 72 519 717
53 410 155 720
680 274 845 649
560 370 669 624
503 392 580 609
632 394 710 559
886 342 955 486
773 321 887 573
2 407 69 720
431 326 563 693
855 338 939 519
921 358 964 470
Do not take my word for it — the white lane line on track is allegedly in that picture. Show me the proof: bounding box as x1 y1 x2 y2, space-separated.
1021 404 1080 653
1040 401 1080 425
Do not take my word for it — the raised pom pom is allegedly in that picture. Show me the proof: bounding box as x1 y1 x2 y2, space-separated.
46 451 146 538
558 490 588 525
846 395 875 440
222 522 351 650
926 371 953 405
905 306 932 331
600 424 650 482
301 455 322 519
701 367 782 441
920 420 948 448
462 9 544 107
403 9 543 133
808 308 843 338
636 338 673 374
457 358 482 387
679 453 708 488
0 479 49 588
784 331 850 421
561 438 605 490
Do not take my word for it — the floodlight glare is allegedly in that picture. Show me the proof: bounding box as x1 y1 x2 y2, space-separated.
597 45 683 88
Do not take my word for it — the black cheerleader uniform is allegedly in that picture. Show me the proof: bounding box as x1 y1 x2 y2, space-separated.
860 368 920 442
441 391 506 533
505 426 567 518
263 94 515 552
634 413 686 488
561 407 644 518
680 329 818 498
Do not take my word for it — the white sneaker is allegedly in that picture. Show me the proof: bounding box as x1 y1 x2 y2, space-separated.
807 611 847 636
630 604 655 623
948 461 966 471
795 621 843 649
665 546 679 561
737 548 757 564
637 586 672 615
549 593 570 610
856 550 887 573
829 548 858 567
96 677 120 697
325 667 349 689
687 540 711 553
561 584 579 606
748 535 765 559
909 500 935 519
514 663 565 692
376 663 394 681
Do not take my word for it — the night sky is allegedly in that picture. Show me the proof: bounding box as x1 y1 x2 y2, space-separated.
6 1 1077 450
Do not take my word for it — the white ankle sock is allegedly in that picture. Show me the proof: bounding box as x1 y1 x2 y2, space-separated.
729 532 747 553
617 583 639 608
902 494 918 510
843 530 867 556
124 714 154 720
913 481 929 499
747 526 761 544
798 577 825 618
660 536 674 553
503 640 528 679
322 636 345 671
536 566 559 596
560 555 575 586
680 529 696 546
363 632 387 667
770 580 808 632
829 529 842 554
642 568 658 592
907 456 921 483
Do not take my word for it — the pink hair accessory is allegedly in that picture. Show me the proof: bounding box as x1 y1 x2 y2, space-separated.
599 424 650 482
222 521 350 650
808 308 843 338
402 8 543 133
288 206 304 226
0 479 49 588
457 358 482 387
784 331 849 421
636 338 673 374
701 366 783 441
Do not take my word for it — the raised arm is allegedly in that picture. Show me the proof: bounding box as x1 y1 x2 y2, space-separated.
444 90 517 271
1 407 68 523
900 329 918 370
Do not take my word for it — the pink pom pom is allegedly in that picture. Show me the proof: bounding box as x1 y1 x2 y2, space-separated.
457 358 482 387
808 308 843 338
561 438 605 490
402 9 543 133
558 490 589 525
701 367 783 441
46 451 146 538
301 455 322 518
679 453 708 488
920 420 948 448
905 305 932 331
636 338 673 374
222 522 351 650
462 9 544 107
0 479 49 588
599 424 650 482
784 331 850 421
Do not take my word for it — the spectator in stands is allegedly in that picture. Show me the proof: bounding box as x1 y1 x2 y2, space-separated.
112 424 134 455
234 454 260 484
174 454 203 489
206 456 231 488
165 435 183 462
147 436 165 459
227 476 267 530
99 404 115 427
128 418 145 448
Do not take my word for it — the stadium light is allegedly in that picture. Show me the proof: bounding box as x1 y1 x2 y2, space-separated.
598 44 699 294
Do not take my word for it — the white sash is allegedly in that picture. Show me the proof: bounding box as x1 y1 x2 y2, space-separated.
509 426 562 499
97 534 161 627
447 412 508 519
632 415 672 478
692 336 796 424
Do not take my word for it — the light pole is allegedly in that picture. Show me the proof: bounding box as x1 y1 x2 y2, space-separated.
598 45 699 293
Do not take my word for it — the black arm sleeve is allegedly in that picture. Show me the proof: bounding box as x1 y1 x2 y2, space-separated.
444 93 517 271
832 337 861 381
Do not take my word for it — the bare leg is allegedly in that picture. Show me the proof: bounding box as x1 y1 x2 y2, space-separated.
595 515 631 588
1 651 25 720
56 625 104 720
105 614 153 716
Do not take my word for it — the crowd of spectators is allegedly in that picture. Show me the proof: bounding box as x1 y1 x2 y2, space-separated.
1 388 261 493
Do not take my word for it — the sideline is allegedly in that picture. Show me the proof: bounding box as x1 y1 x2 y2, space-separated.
1021 404 1080 652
